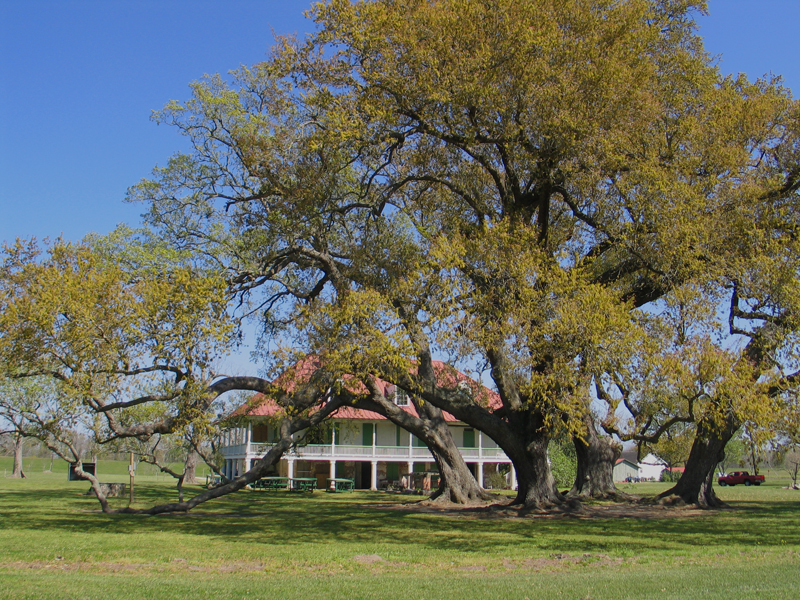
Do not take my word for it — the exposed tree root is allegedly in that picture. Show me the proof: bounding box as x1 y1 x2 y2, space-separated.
425 484 499 505
567 489 640 503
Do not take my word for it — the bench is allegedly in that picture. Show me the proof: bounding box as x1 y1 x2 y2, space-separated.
289 477 317 492
254 476 290 491
326 478 356 493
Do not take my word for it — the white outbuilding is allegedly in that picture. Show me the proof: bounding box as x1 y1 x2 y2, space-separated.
637 453 667 481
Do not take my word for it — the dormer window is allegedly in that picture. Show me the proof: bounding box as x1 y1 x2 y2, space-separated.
393 388 409 406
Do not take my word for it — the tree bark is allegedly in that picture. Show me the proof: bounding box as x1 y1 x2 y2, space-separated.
658 416 739 507
506 427 563 508
569 413 622 499
418 402 493 504
183 448 199 484
350 391 493 504
399 376 564 508
11 433 25 478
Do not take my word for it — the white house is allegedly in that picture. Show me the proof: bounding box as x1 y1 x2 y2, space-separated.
637 453 667 481
219 361 515 491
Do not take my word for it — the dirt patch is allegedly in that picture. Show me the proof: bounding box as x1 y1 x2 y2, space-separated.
0 560 268 575
352 554 386 565
509 553 627 571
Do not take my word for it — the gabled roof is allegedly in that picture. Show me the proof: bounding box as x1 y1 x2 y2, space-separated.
233 358 501 423
615 458 638 469
639 453 667 466
620 447 639 464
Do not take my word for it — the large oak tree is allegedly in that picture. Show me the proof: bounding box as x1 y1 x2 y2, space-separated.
130 0 800 508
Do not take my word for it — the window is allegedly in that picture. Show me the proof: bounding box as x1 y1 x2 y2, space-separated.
393 388 409 406
463 428 475 448
362 423 374 446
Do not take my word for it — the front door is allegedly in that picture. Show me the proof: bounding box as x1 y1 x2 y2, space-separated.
359 462 371 489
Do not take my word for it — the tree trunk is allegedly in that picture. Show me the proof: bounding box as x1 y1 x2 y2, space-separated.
569 414 622 499
424 411 493 504
350 394 493 504
11 433 25 479
413 388 565 508
183 449 199 485
77 460 111 512
508 429 563 508
658 416 739 507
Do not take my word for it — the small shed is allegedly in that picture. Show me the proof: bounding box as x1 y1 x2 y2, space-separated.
68 463 96 481
613 458 639 482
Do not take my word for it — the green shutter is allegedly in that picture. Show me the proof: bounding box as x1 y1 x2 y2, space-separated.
463 428 475 448
396 425 401 447
362 423 374 446
386 463 399 480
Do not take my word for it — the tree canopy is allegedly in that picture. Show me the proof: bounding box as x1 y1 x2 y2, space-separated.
3 0 799 510
121 0 800 508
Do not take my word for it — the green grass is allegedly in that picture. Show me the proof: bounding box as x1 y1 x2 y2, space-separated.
0 456 214 482
0 468 798 599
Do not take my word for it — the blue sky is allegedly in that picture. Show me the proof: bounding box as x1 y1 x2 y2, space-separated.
2 1 798 246
1 0 798 373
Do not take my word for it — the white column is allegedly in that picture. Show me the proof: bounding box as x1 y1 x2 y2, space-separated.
510 464 517 490
407 461 414 488
329 460 336 480
287 458 295 479
245 458 251 472
408 433 413 457
477 463 484 489
370 460 378 491
372 423 377 458
331 426 336 456
246 424 252 456
478 430 483 459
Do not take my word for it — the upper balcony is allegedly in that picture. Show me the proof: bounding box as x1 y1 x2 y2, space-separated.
222 442 510 462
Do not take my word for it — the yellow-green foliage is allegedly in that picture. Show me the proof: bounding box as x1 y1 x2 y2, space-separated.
0 238 235 444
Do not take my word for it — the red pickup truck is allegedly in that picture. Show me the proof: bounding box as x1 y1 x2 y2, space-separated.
718 471 765 486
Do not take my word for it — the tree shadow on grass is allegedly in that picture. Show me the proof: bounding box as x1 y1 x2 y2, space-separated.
2 484 798 558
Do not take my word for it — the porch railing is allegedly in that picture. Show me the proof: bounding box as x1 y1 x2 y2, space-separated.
222 442 509 462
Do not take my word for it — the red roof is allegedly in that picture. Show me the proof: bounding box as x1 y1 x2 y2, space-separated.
233 358 500 423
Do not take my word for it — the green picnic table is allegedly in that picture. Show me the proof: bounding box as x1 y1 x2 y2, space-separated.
289 477 317 492
326 478 356 493
254 476 290 491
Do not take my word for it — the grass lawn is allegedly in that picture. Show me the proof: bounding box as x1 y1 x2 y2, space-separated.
0 464 798 599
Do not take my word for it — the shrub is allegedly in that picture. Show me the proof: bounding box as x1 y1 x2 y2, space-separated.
660 469 682 482
486 471 509 490
549 438 577 489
